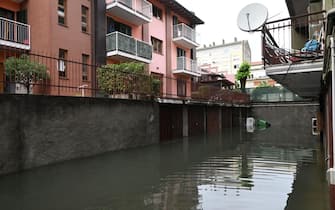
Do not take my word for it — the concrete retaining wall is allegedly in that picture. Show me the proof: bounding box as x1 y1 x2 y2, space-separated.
0 95 159 175
251 102 319 129
250 102 320 148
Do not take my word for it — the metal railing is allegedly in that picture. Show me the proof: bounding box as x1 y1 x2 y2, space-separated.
108 0 153 19
106 32 152 60
245 87 308 102
0 47 250 104
262 11 325 66
175 56 199 74
173 23 197 43
0 17 30 48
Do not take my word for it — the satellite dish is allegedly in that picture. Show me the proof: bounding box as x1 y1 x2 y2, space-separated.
237 3 268 32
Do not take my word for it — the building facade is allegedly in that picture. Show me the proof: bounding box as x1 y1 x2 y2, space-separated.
197 39 251 80
264 0 335 208
0 0 203 98
246 61 276 89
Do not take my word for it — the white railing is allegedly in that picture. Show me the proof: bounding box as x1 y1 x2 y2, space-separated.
108 0 153 19
173 23 196 43
0 17 30 48
106 31 152 60
176 56 199 73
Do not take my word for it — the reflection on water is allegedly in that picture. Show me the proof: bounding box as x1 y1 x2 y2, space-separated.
0 127 329 210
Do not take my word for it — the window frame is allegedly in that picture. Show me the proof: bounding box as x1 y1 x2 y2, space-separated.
58 0 67 26
82 54 89 81
107 17 132 36
151 36 163 55
152 5 162 20
58 49 68 78
177 79 186 97
81 5 89 33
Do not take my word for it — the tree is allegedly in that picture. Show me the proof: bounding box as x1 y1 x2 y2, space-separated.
236 62 251 92
5 55 49 94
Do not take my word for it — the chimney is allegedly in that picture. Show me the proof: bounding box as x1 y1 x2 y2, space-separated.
213 42 215 46
222 39 225 45
234 37 238 42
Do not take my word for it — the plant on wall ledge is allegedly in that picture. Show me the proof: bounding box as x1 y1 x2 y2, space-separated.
236 61 251 93
97 62 160 98
5 54 49 94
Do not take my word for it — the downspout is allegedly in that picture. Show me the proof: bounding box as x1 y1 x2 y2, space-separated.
328 36 335 185
331 36 335 169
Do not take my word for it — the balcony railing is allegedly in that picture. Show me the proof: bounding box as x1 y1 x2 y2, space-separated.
0 17 30 50
106 31 152 63
173 23 199 48
106 0 152 25
173 56 200 77
262 11 325 66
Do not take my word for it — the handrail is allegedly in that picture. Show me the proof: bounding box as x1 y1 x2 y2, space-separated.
265 10 326 25
0 17 30 28
176 56 199 73
173 23 197 43
0 17 30 47
262 11 325 66
106 31 152 60
108 0 152 18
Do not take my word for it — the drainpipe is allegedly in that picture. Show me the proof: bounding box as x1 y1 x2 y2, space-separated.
331 37 335 169
328 36 335 185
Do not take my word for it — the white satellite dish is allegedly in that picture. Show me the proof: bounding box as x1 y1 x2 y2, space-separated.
237 3 268 32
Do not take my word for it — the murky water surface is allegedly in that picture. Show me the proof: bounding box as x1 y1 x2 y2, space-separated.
0 127 329 210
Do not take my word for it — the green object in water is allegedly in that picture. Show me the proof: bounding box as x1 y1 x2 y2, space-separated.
256 119 271 128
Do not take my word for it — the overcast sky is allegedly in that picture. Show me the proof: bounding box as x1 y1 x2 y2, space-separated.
177 0 289 62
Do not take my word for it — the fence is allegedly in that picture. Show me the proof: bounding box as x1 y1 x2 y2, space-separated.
0 47 250 104
245 86 310 103
262 11 326 66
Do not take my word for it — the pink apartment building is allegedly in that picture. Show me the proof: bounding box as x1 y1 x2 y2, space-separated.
105 0 204 98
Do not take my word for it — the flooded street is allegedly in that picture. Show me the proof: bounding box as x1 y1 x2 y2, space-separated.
0 127 329 210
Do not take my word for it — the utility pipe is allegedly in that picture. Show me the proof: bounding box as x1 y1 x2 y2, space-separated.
332 37 335 169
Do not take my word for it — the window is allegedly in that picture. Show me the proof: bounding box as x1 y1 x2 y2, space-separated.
152 5 162 20
173 15 178 25
16 10 27 24
58 49 67 77
81 6 89 33
177 48 186 69
151 37 163 54
0 8 14 20
107 17 132 36
177 79 186 97
82 54 89 81
177 48 186 57
58 0 66 25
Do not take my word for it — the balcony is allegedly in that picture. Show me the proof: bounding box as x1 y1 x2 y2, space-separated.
106 0 152 26
173 57 201 77
0 17 30 50
173 23 199 49
106 32 152 63
262 11 325 99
